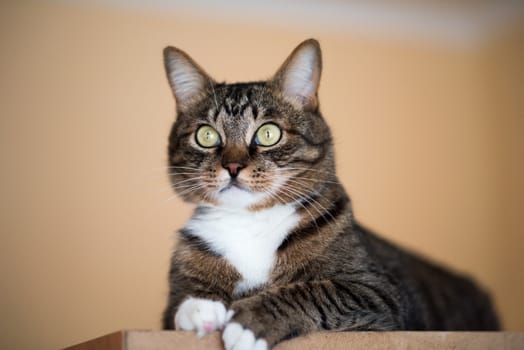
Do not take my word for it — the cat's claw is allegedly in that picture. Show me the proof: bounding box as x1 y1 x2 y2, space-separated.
174 297 233 337
223 323 268 350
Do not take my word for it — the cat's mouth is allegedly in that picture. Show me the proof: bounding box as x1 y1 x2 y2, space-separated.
219 180 250 193
215 178 267 208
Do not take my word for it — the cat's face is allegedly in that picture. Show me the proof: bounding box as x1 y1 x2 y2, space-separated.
164 40 335 209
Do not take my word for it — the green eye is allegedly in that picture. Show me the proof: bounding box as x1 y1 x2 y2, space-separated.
255 123 282 147
196 125 221 148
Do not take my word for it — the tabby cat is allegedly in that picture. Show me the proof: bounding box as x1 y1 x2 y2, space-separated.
161 39 500 350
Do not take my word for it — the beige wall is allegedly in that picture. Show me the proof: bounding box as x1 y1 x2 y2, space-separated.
1 2 522 349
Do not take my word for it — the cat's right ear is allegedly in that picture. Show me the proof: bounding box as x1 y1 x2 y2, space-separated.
163 47 215 113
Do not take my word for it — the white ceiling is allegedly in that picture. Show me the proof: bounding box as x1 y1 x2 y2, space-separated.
66 0 524 47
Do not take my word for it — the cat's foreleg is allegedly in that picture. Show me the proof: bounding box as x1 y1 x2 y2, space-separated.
162 263 234 335
224 279 400 348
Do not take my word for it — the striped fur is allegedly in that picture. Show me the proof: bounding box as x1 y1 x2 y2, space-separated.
162 39 500 348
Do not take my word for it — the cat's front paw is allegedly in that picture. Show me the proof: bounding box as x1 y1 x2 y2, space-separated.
222 323 268 350
175 297 233 337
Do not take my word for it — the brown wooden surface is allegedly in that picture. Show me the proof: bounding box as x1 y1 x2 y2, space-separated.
63 331 123 350
64 330 524 350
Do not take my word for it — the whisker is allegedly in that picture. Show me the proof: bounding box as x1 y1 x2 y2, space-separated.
202 188 215 204
208 78 220 111
167 172 203 176
171 182 208 191
171 176 206 186
164 194 179 203
289 176 341 185
277 186 320 234
176 183 208 198
280 184 324 219
275 179 319 213
282 179 335 221
262 186 287 206
164 166 202 171
278 167 336 175
284 179 337 225
158 177 205 194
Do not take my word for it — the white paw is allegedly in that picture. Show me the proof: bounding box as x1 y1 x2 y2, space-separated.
222 323 268 350
175 297 234 337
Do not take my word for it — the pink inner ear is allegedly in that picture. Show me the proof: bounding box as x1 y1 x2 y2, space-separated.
169 59 205 104
280 45 320 109
164 47 214 111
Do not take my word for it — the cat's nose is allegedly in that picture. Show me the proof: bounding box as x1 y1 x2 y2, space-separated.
223 162 244 178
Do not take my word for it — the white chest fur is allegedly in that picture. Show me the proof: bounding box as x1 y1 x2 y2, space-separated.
185 204 300 294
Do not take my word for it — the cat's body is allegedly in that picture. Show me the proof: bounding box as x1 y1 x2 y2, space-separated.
161 39 499 350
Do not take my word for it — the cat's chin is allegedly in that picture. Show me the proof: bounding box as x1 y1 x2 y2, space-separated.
216 185 267 209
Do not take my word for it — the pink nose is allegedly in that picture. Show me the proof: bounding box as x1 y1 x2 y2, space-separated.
223 162 244 177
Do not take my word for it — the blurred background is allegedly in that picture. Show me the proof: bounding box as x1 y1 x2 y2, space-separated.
1 1 523 349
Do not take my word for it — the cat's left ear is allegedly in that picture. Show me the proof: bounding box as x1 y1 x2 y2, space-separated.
163 46 215 113
272 39 322 111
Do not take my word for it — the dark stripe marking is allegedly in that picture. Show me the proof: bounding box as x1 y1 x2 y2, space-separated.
284 127 331 147
268 297 287 317
351 281 399 315
295 286 318 321
320 283 346 315
180 229 219 257
332 280 366 310
262 299 279 320
278 196 348 251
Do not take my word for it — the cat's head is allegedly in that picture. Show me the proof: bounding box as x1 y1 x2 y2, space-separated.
164 39 335 209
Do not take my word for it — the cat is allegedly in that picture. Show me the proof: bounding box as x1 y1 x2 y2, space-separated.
161 39 500 350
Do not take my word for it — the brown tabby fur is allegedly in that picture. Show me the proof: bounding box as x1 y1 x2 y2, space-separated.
162 39 500 348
